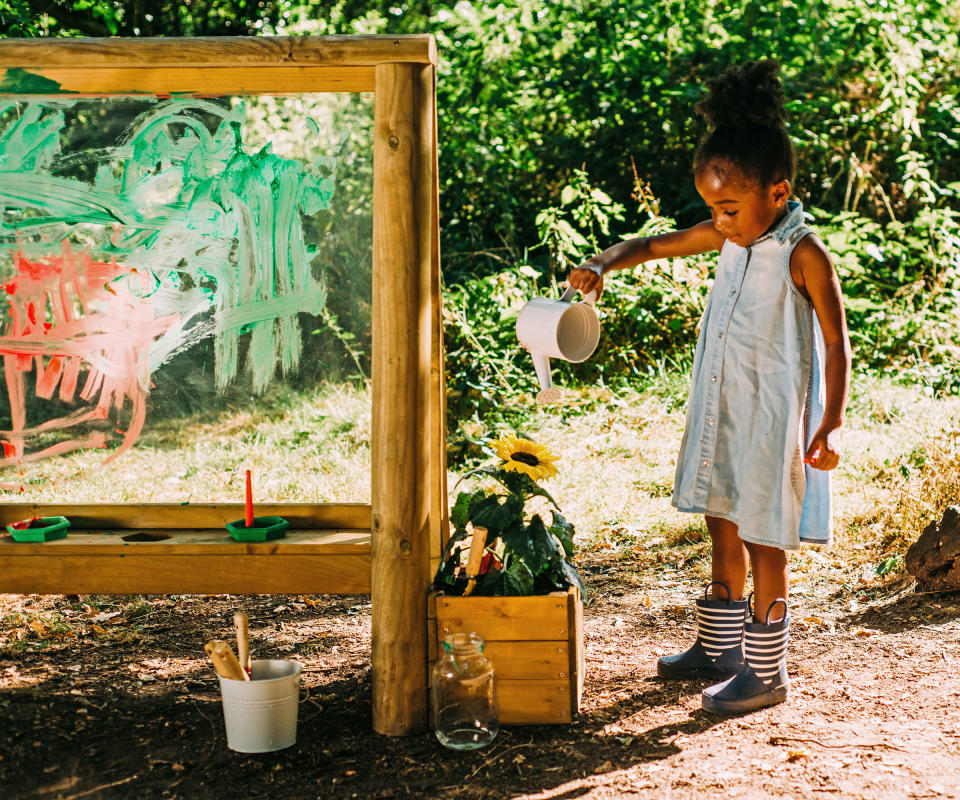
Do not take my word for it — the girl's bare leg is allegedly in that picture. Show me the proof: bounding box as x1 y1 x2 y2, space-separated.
744 541 788 621
705 515 748 601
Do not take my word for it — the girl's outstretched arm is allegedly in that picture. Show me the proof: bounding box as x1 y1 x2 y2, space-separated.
568 220 724 297
791 236 852 470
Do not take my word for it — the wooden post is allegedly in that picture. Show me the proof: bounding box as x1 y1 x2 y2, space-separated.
424 62 449 578
371 61 437 736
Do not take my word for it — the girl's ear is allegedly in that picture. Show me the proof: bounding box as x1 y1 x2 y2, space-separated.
771 179 791 207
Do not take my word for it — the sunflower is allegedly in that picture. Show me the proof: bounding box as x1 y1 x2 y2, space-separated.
490 434 559 481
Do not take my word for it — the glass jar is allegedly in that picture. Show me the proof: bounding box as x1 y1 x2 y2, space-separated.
432 632 498 750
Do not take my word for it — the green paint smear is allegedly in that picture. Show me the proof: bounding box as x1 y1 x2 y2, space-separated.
0 68 73 95
0 96 342 395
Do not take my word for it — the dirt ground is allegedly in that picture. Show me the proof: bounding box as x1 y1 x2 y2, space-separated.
2 555 959 800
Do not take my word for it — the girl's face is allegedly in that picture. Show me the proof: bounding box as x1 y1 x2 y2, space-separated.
695 161 791 247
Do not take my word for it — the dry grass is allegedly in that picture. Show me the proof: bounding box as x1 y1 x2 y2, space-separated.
0 382 372 505
494 374 960 595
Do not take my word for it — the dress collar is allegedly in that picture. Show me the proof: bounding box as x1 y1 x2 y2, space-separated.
751 200 804 247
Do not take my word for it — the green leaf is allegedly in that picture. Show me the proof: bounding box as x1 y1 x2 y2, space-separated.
527 514 564 569
470 493 524 536
475 567 505 596
559 559 587 597
549 511 577 557
439 526 471 564
590 188 613 205
451 490 485 529
433 527 472 590
500 521 540 571
501 558 535 596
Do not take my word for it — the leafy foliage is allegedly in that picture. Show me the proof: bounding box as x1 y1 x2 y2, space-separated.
8 0 960 413
433 459 585 598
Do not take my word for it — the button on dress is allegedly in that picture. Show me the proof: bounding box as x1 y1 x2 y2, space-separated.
671 201 831 550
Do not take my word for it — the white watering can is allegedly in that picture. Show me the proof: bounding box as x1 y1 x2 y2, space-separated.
515 285 600 403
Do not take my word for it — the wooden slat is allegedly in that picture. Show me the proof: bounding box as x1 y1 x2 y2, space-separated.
0 66 374 96
0 553 370 594
0 529 369 556
496 680 572 725
569 586 585 712
419 61 446 567
427 618 438 664
434 592 572 641
428 642 569 682
486 641 570 681
0 503 371 530
0 35 437 68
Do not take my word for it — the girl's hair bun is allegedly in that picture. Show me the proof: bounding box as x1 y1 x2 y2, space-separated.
692 60 795 186
696 59 786 130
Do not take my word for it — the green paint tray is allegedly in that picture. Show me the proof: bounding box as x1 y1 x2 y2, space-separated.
226 516 289 542
6 516 70 542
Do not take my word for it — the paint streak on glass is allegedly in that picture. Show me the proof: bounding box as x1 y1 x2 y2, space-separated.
0 69 72 95
0 97 338 466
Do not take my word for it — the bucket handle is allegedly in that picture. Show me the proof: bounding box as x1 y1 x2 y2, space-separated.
559 285 598 305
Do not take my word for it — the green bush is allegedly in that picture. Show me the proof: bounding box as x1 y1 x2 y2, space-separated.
14 0 960 411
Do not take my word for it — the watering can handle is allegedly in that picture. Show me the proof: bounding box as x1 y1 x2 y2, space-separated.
560 285 598 305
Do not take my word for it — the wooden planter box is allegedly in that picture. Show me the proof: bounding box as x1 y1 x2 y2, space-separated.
427 586 584 725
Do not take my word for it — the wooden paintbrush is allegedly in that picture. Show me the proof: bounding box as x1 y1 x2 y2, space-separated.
234 612 250 677
204 639 248 681
462 526 488 597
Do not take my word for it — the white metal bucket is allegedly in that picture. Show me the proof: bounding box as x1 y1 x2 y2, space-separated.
218 659 301 753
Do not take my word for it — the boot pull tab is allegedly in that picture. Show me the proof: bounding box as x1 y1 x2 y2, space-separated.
704 581 733 602
764 597 789 624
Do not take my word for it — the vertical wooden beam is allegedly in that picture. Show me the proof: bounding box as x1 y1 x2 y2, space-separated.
422 62 448 578
371 61 435 736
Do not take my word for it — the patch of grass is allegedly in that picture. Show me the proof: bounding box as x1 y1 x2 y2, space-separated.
0 382 372 505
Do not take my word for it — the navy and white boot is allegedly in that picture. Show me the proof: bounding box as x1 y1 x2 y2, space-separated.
657 582 748 680
702 598 790 714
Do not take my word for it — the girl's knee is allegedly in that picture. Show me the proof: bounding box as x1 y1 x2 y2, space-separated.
705 515 739 540
744 540 787 565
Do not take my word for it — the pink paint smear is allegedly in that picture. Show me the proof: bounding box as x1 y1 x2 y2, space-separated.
0 243 179 467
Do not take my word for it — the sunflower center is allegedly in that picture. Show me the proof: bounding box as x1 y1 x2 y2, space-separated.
510 452 540 466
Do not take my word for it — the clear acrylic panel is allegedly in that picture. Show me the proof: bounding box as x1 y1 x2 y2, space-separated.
0 92 373 504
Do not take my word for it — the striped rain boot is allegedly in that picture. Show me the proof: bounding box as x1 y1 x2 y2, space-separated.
657 581 748 680
702 598 790 714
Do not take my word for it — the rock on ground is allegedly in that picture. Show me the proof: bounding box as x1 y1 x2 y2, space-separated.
907 505 960 591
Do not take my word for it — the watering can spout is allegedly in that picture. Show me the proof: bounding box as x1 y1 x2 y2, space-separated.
531 351 561 404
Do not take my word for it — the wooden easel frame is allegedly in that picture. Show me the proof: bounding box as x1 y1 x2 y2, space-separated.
0 35 446 736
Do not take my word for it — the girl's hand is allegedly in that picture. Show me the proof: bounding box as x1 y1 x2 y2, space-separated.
804 424 842 470
568 261 605 298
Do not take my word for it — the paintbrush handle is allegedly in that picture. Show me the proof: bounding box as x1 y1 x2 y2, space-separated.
463 526 488 597
204 639 248 681
233 612 250 675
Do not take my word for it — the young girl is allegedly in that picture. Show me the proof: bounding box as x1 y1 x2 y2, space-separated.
568 60 851 714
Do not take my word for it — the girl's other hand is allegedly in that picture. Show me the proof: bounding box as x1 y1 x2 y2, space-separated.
804 424 842 470
569 261 605 298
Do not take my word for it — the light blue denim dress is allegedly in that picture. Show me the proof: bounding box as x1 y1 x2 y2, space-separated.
672 201 831 550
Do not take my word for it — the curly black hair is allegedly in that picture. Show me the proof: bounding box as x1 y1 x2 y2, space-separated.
693 59 796 187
